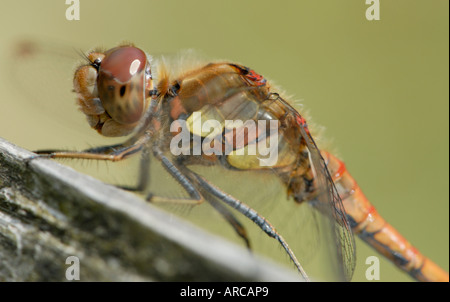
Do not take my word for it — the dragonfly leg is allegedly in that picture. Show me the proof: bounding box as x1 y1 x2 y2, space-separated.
189 171 310 281
31 142 145 162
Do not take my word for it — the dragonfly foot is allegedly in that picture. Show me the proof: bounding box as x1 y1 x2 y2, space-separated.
24 153 53 167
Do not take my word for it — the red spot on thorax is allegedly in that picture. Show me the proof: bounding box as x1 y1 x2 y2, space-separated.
246 69 266 86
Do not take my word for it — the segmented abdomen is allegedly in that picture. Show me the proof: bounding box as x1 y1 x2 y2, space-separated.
322 151 449 282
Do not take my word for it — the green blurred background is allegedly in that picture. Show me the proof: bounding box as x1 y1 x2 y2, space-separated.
0 0 448 281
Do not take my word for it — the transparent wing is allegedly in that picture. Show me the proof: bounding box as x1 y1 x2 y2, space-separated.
297 114 356 281
9 39 86 128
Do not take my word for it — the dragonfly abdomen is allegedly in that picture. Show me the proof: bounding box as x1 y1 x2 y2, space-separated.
322 151 449 282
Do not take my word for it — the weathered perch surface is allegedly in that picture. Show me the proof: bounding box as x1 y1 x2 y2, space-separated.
0 138 299 281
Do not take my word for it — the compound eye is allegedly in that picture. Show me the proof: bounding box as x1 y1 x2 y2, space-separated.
97 46 151 125
100 46 148 83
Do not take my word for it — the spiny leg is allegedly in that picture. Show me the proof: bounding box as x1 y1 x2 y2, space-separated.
31 141 145 162
190 171 310 281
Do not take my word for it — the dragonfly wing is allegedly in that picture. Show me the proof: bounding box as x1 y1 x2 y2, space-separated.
298 121 356 281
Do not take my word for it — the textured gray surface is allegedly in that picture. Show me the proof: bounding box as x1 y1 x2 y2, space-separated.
0 138 300 281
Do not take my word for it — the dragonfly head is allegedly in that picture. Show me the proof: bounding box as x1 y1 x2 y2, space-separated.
73 45 153 137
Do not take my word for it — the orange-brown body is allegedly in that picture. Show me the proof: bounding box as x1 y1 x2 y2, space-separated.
323 151 449 282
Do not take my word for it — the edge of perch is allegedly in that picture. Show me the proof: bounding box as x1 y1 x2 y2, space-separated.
0 137 301 281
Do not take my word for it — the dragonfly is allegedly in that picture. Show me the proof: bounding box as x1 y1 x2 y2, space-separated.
9 41 449 282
